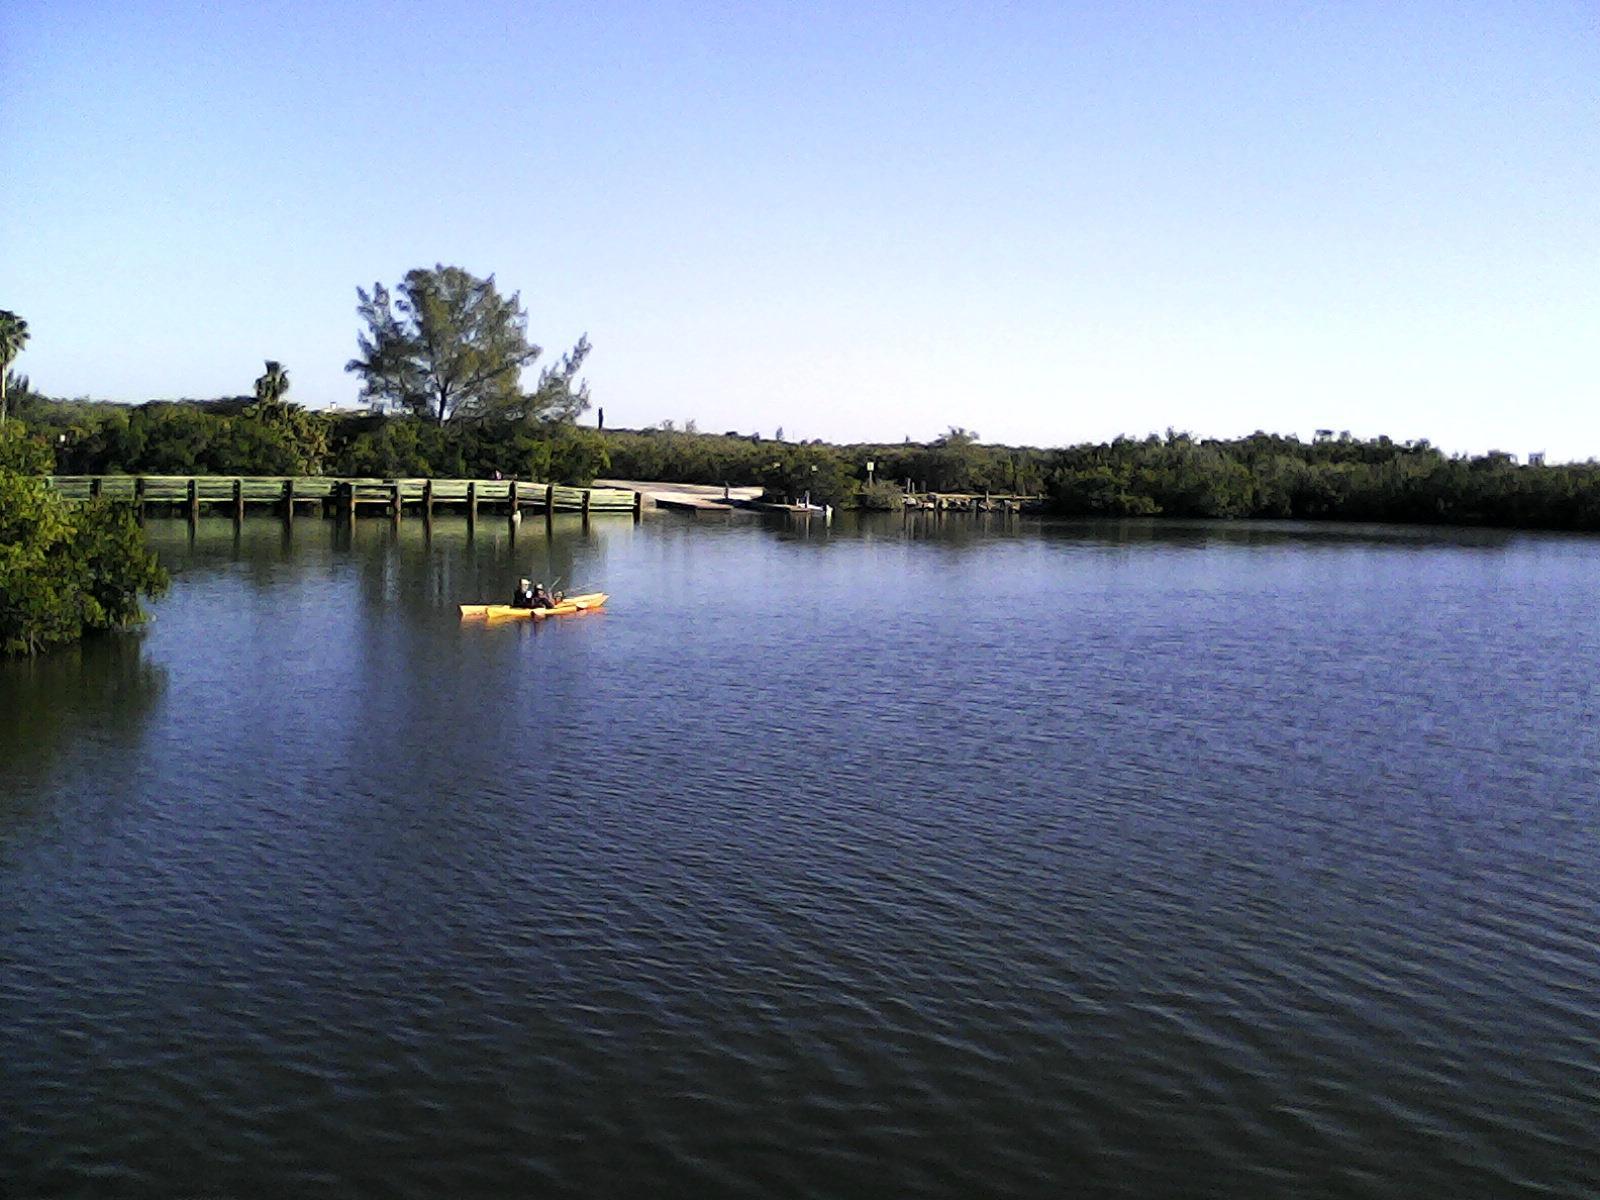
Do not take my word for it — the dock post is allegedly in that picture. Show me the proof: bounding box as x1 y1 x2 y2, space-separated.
187 478 200 522
90 477 102 499
509 480 519 521
422 478 434 522
545 483 555 513
633 489 644 521
466 480 477 525
344 482 357 522
135 476 146 522
282 478 295 524
582 488 591 515
391 481 402 522
234 478 245 523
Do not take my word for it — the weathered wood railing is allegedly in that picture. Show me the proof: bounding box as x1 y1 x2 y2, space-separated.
43 476 646 521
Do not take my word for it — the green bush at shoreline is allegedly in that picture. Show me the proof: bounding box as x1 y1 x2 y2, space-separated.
0 435 170 657
13 394 1600 532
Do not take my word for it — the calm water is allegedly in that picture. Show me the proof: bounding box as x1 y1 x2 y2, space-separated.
3 512 1598 1199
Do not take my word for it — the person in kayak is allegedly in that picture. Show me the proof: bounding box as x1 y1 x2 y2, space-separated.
531 582 556 609
510 578 537 608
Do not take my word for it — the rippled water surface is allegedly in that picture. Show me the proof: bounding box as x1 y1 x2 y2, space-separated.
3 512 1599 1198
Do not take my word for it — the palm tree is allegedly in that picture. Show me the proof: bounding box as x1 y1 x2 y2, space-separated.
0 310 30 425
253 360 290 406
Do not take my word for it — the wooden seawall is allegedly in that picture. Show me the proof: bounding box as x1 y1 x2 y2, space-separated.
44 476 647 523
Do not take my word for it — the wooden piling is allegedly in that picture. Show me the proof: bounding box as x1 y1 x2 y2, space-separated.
90 477 102 499
545 483 555 513
633 489 644 520
466 480 477 524
187 478 200 521
282 478 295 523
422 478 434 521
134 477 146 521
581 488 591 515
344 481 357 522
234 478 245 522
390 481 402 521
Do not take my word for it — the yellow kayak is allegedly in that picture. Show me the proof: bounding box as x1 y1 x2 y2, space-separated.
459 593 608 620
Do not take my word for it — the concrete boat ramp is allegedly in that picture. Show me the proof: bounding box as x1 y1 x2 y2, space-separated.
594 480 765 512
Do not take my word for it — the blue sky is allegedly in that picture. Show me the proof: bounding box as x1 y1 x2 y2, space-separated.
5 1 1596 456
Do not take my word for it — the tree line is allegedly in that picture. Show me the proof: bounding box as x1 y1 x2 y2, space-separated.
10 392 614 484
11 397 1600 532
583 426 1600 531
1043 431 1600 530
7 264 1600 532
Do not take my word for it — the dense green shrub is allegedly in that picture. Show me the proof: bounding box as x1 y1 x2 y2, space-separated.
0 472 169 656
326 417 612 483
756 445 855 507
1049 465 1159 516
0 422 54 474
855 480 908 510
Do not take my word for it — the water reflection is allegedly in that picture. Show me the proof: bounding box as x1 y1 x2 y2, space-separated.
1044 516 1523 550
140 510 1542 575
0 637 168 839
140 514 636 603
759 509 1534 553
866 511 1525 550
